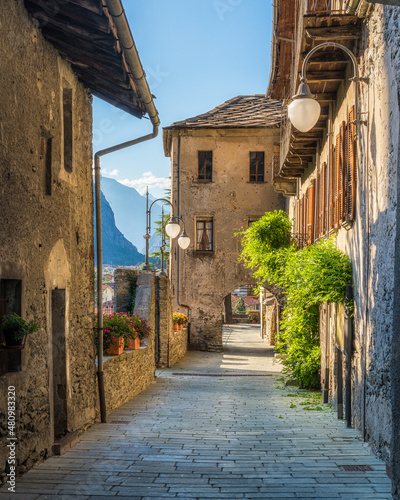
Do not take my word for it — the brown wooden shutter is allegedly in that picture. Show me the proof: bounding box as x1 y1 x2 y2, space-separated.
335 133 340 228
315 168 322 238
321 162 327 236
329 145 335 231
347 106 356 220
296 199 300 234
340 121 346 224
308 179 316 243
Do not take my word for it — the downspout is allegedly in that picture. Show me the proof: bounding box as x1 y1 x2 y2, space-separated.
95 0 160 423
323 102 333 404
176 132 191 334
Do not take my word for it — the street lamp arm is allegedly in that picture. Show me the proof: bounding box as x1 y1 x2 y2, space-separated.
289 42 364 136
300 42 359 132
148 198 174 213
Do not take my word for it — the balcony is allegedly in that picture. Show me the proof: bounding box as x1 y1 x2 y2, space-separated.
271 141 297 197
306 0 347 15
273 0 361 179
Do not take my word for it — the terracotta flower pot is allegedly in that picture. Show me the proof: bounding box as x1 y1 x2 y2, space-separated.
178 324 183 331
174 323 179 332
106 336 124 356
127 337 140 350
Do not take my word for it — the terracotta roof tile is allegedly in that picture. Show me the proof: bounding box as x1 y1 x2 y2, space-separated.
164 95 283 130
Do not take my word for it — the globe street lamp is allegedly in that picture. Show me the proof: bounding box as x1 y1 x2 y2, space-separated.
144 187 190 271
288 42 360 134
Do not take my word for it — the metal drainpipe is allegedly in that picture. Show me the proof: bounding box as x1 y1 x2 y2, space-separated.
345 282 353 427
95 0 160 423
176 132 191 328
323 102 333 404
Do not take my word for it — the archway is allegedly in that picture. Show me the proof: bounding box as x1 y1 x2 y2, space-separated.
221 282 281 351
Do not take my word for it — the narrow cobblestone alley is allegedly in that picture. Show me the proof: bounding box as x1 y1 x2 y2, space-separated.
1 326 392 500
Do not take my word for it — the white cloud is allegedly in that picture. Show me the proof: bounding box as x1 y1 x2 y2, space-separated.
101 168 119 177
118 172 171 195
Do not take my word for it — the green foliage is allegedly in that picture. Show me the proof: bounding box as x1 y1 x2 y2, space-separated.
128 275 138 314
0 313 38 341
237 210 353 389
95 312 150 354
234 297 246 314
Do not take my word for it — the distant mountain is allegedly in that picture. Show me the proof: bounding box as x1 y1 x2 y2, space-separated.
100 177 163 250
94 191 145 266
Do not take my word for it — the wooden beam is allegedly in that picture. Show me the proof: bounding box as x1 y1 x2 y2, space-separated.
306 70 345 82
306 25 361 40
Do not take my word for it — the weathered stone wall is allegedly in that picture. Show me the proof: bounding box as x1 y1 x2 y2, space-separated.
0 0 95 480
169 128 285 351
384 5 400 498
106 271 156 413
115 269 139 314
287 3 400 465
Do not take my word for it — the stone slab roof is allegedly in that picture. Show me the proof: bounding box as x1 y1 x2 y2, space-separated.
165 95 283 130
24 0 154 119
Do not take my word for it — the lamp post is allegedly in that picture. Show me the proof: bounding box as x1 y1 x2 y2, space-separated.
143 187 190 271
288 42 361 134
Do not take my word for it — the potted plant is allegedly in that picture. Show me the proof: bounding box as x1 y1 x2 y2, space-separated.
247 310 260 324
128 315 150 347
96 312 130 355
0 313 38 349
173 312 189 331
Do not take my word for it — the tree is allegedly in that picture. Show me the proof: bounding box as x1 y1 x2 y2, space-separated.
234 297 246 315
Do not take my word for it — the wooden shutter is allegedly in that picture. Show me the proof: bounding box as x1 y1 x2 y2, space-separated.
308 179 316 244
347 106 356 220
321 162 327 236
339 121 346 224
317 165 320 237
296 199 300 234
329 145 335 231
335 133 341 228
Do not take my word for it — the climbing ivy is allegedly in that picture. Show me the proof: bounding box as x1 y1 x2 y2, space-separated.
128 274 138 314
237 210 353 388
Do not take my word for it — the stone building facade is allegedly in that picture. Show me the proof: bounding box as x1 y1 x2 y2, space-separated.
268 0 400 494
163 97 285 351
0 0 158 481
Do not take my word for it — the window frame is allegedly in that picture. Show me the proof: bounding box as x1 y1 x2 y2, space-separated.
195 217 214 252
197 151 213 182
249 152 265 183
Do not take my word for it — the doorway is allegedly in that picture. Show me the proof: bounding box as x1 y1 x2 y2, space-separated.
51 288 68 439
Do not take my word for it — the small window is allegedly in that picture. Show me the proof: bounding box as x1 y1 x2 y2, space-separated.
196 218 213 251
250 152 264 182
198 151 212 181
248 217 260 227
0 279 22 375
63 82 73 172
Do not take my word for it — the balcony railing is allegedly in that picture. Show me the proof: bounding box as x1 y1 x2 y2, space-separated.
306 0 347 14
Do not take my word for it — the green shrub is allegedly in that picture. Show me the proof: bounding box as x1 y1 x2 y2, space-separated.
237 210 352 388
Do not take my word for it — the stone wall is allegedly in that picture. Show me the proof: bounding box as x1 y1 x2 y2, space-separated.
168 128 285 351
105 271 156 413
286 3 400 467
0 0 95 480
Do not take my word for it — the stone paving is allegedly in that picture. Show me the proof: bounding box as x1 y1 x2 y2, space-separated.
0 325 392 499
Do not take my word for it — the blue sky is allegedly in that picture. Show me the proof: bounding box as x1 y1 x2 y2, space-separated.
94 0 273 198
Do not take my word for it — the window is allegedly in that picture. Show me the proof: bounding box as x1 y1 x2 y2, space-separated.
249 152 264 182
299 106 357 241
196 218 213 251
197 151 212 181
248 217 261 227
0 279 22 376
63 82 73 172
